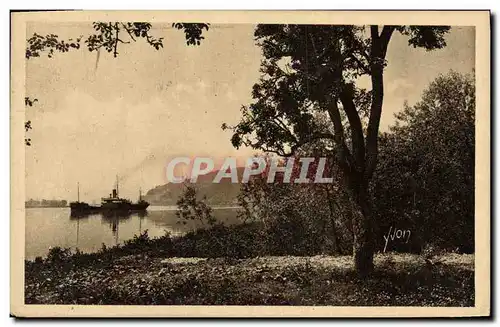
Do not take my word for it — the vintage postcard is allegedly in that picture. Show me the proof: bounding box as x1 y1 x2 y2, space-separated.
11 10 490 317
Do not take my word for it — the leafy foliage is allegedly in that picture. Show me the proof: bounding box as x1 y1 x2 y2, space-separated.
25 34 81 59
85 22 164 57
371 71 475 252
236 71 474 256
396 26 450 50
24 97 38 146
176 182 216 226
237 154 352 255
226 24 450 166
26 22 209 59
46 246 73 263
172 23 210 46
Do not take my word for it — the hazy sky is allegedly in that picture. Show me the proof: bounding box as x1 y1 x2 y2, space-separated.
25 23 475 202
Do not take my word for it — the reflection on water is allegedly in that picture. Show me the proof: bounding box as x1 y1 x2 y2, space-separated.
26 206 241 260
74 211 148 244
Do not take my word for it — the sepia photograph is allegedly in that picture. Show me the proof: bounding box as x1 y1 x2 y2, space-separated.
10 10 490 317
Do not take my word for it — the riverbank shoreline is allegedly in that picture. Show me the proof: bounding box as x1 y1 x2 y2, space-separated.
25 225 474 306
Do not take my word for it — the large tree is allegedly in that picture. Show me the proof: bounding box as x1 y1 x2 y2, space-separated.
225 24 450 276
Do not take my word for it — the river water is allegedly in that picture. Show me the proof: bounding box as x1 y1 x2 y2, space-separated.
25 206 241 260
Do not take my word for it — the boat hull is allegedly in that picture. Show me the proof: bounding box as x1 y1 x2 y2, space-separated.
70 201 149 216
70 202 100 214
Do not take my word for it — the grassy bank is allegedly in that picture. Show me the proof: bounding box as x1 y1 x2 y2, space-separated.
25 224 474 306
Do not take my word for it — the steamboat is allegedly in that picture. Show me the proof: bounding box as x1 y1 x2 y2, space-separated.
70 179 149 216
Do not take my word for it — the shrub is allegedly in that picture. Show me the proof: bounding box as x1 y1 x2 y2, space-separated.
176 182 216 226
46 246 72 263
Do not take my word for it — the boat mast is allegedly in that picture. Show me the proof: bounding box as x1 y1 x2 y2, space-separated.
116 175 119 198
139 188 142 201
77 182 80 202
76 215 80 246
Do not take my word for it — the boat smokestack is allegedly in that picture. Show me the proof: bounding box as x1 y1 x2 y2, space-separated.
112 189 117 198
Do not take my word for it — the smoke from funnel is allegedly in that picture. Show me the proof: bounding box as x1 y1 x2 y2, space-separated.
117 153 158 186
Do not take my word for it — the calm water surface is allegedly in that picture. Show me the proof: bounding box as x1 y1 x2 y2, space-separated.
25 206 241 260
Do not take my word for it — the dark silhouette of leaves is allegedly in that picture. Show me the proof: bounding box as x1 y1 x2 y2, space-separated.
26 21 209 59
26 33 81 59
172 23 210 46
24 97 38 146
85 22 164 57
25 97 38 107
396 26 450 50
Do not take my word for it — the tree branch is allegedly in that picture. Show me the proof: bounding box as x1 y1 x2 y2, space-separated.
121 23 137 42
113 23 120 58
339 85 365 172
351 54 371 75
325 96 356 174
379 25 396 57
364 25 394 181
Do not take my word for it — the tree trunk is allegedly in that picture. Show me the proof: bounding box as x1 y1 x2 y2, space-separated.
350 187 374 277
324 186 341 254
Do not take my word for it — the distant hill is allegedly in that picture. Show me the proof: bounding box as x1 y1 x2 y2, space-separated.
25 199 68 208
143 167 245 206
